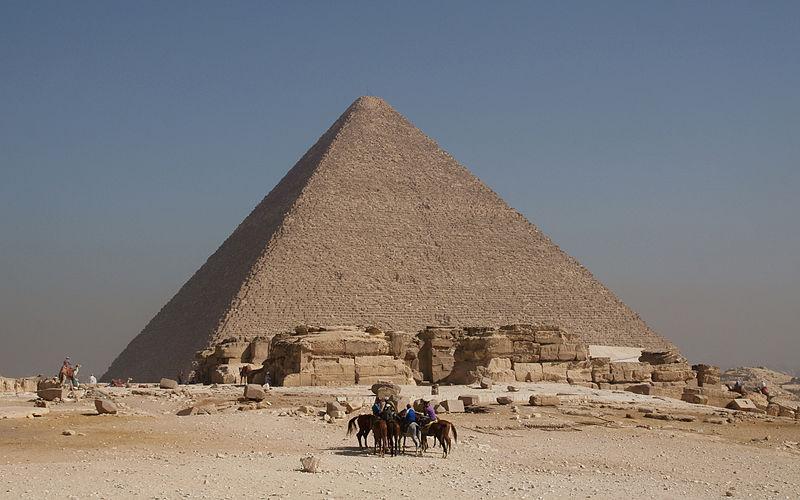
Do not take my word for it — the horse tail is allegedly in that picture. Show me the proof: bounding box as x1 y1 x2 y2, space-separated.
451 423 458 444
346 416 359 436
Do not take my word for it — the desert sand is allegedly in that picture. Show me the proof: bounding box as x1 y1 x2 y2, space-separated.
1 382 799 499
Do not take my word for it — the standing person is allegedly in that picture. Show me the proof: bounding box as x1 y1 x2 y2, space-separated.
58 357 72 384
88 374 97 385
69 364 81 389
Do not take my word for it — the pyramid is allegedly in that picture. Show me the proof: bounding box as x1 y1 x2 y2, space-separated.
103 96 674 382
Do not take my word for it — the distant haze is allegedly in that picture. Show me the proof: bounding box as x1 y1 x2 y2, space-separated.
1 3 798 379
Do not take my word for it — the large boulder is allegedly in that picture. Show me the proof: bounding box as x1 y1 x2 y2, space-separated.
370 381 401 399
94 399 118 415
243 384 266 401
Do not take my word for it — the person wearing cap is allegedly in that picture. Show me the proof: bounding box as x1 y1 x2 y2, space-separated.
404 403 417 424
424 400 438 423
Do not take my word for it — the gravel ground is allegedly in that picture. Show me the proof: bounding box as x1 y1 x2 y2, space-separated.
1 383 799 499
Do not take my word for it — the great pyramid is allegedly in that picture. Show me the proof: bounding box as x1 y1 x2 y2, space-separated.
103 96 675 382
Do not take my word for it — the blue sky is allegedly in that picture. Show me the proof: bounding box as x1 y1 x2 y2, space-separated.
1 2 798 378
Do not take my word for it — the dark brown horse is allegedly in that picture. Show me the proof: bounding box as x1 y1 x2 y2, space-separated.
421 420 458 458
346 414 374 449
372 418 389 457
386 419 402 457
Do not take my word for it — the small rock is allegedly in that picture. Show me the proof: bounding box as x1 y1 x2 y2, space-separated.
496 396 513 405
480 377 493 389
159 378 179 390
507 385 519 392
62 430 76 436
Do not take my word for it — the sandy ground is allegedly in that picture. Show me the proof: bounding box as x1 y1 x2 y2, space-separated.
1 383 799 499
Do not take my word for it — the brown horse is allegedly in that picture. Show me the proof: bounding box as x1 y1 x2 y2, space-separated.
386 419 402 457
346 414 374 449
421 420 458 458
372 418 389 457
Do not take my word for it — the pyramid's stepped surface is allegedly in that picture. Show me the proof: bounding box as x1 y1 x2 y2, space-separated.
103 96 674 382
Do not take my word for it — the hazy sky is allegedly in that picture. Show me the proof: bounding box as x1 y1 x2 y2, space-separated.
1 2 798 379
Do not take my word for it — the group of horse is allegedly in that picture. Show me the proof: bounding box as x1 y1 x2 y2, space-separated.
346 413 458 458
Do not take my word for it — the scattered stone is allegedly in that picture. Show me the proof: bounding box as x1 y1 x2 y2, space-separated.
300 455 321 473
480 377 493 389
431 384 439 396
704 417 727 425
440 399 465 413
62 430 76 436
529 394 560 407
458 395 482 406
159 378 179 390
94 399 118 415
727 398 761 413
496 396 513 405
297 405 318 415
507 385 519 392
243 384 266 401
326 401 345 419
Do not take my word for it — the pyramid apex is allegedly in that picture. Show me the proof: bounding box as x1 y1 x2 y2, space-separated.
350 95 392 111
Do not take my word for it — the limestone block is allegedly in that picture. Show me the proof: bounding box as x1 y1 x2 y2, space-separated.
728 398 762 413
534 330 565 345
682 393 708 405
609 362 652 383
243 384 266 401
441 399 465 413
95 399 118 414
651 363 695 383
513 362 543 382
160 378 179 390
249 339 271 364
458 395 482 406
496 396 513 405
530 394 560 406
37 387 66 401
540 362 570 382
538 344 560 362
216 342 250 361
566 368 592 385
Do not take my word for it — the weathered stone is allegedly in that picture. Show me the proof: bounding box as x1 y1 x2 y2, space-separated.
639 349 684 365
243 384 266 401
441 399 465 413
507 385 519 392
513 362 542 382
496 396 514 405
480 377 493 389
94 399 118 415
541 362 570 382
344 401 362 413
159 378 179 390
530 394 560 406
370 381 401 398
326 401 345 419
458 395 482 406
682 393 709 405
727 398 761 413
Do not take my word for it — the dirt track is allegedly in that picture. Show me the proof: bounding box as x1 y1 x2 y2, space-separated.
1 383 799 499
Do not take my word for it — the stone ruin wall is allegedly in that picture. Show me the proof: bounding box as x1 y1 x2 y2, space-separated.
193 324 722 408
